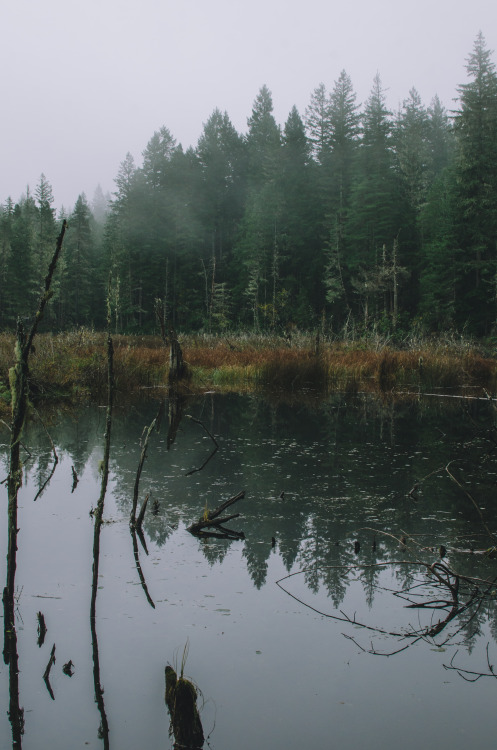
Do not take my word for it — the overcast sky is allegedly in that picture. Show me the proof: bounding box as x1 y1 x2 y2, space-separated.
1 0 496 211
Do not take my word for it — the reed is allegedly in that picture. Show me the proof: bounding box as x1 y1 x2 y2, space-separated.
0 329 496 413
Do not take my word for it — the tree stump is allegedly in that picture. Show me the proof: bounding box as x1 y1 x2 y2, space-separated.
165 665 204 749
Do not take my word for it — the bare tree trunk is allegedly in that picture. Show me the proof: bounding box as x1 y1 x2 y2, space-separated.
392 236 399 331
6 220 66 599
168 327 188 383
3 220 66 749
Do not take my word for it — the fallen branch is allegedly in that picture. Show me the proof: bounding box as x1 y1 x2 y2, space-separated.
445 461 497 545
276 551 486 656
188 491 245 539
407 465 444 499
185 415 219 476
443 643 497 682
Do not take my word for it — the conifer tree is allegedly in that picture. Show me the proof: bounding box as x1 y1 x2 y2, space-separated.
322 71 360 325
61 194 96 326
452 31 497 331
348 74 404 325
279 106 322 324
305 82 332 163
234 86 282 328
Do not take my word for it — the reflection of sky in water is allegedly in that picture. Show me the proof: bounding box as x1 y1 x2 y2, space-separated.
1 392 497 749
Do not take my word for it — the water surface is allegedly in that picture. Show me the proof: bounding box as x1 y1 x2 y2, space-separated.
1 391 497 749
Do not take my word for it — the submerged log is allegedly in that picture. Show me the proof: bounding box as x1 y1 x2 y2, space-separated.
188 491 245 539
165 665 204 749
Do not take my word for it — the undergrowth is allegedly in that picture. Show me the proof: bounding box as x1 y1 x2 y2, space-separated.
0 328 495 416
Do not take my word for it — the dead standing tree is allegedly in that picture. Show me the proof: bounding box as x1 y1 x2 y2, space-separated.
155 298 190 384
4 220 66 601
89 330 113 750
2 220 67 749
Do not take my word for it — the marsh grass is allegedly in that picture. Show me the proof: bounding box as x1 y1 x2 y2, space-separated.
0 329 496 414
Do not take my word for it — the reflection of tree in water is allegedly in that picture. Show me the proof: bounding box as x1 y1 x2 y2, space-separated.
488 604 497 646
198 536 235 566
359 540 386 609
3 593 24 749
278 548 497 662
8 390 497 630
278 535 301 573
243 541 270 589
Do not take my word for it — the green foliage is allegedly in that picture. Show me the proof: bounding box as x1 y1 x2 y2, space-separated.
0 379 11 405
1 34 497 337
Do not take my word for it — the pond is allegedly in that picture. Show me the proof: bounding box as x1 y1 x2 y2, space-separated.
1 390 497 749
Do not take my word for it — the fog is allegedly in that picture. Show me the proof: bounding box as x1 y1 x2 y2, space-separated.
1 0 495 210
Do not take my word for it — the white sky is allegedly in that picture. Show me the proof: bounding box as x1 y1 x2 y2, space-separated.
1 0 496 211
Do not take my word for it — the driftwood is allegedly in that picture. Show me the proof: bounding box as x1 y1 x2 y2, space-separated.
188 491 245 539
165 665 204 749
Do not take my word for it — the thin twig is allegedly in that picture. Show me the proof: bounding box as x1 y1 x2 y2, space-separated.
185 415 219 476
445 461 497 545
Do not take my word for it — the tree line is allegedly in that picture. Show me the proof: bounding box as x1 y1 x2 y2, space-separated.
1 32 497 338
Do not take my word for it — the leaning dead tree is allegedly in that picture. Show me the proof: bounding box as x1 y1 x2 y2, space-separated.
5 220 66 600
2 220 67 749
188 491 245 539
130 416 157 527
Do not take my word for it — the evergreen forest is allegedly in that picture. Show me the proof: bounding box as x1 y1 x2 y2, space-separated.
2 32 497 339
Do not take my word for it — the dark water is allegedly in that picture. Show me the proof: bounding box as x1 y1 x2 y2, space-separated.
1 391 497 749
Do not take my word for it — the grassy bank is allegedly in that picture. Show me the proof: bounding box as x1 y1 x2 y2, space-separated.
0 329 496 414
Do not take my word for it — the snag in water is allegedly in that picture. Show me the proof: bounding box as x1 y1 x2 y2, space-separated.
165 665 204 749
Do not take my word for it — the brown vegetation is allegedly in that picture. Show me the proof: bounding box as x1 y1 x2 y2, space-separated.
0 329 496 414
